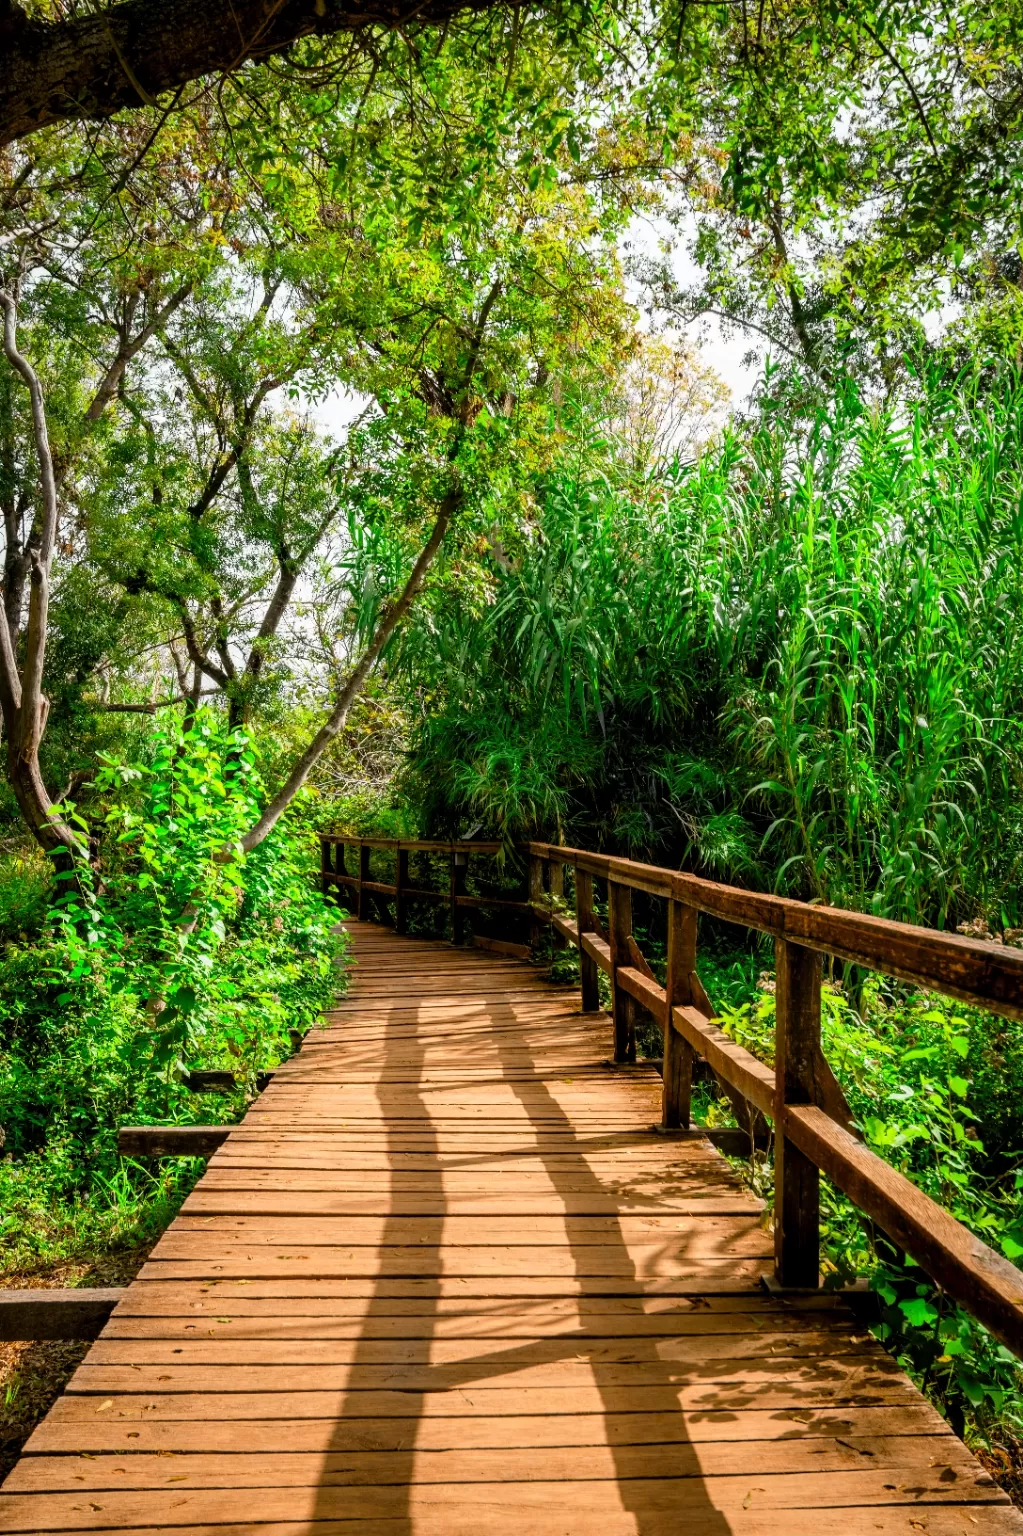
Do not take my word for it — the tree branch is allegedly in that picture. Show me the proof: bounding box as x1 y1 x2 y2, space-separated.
1 0 501 148
85 280 193 425
240 483 459 852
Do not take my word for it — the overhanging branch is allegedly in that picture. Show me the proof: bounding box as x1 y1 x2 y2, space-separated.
0 0 504 147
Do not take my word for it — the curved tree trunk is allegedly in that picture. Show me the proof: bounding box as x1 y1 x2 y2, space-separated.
0 291 84 860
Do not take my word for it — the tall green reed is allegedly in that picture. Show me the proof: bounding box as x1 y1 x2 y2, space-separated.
395 363 1023 929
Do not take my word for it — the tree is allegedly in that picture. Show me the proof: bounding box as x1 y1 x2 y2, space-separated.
0 22 643 860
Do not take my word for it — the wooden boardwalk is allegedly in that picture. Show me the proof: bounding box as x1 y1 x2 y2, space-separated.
1 919 1019 1534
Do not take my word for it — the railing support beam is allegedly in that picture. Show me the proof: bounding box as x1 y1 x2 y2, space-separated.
451 850 468 945
528 853 544 951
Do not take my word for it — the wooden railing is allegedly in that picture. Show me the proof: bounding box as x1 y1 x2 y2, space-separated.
320 833 1023 1357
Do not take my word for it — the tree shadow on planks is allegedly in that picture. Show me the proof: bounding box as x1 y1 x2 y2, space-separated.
306 947 746 1534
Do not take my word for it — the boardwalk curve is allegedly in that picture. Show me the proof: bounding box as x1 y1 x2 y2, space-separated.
1 920 1019 1534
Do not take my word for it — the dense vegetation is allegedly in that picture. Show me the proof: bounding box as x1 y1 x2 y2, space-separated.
396 365 1023 928
2 0 1023 1492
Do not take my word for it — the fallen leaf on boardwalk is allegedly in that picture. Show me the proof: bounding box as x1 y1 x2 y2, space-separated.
742 1489 765 1509
95 1401 113 1413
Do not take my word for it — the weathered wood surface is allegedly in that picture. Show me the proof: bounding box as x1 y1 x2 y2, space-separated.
2 920 1017 1534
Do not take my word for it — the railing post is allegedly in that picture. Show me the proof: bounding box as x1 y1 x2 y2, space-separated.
357 842 371 922
774 938 822 1288
608 879 637 1064
549 856 565 949
320 836 333 901
528 852 544 950
574 866 600 1013
396 847 409 935
451 848 468 945
663 900 696 1128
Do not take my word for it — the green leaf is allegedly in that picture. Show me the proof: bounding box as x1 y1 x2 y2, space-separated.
898 1298 938 1327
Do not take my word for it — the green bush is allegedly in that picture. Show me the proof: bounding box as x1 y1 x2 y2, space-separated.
0 710 345 1272
715 976 1023 1439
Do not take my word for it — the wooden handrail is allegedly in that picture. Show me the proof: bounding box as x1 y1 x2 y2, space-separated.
319 831 1023 1357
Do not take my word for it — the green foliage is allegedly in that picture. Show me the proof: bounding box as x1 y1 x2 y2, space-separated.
396 361 1023 931
715 977 1023 1437
0 711 344 1272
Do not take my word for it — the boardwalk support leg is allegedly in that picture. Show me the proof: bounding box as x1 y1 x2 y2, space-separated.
774 937 822 1289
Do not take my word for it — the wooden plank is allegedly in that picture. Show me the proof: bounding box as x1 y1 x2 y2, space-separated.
99 1309 849 1340
117 1126 230 1158
1 1508 1015 1536
6 1433 979 1490
31 1367 925 1422
22 1402 950 1454
0 1290 123 1340
67 1349 897 1394
83 1330 865 1368
0 1466 1012 1534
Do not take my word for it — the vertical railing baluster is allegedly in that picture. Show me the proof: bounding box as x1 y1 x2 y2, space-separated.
663 900 697 1128
451 849 468 945
358 842 371 921
774 938 822 1288
528 852 544 950
575 865 599 1013
396 846 409 935
607 879 636 1064
320 835 332 900
548 856 565 950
